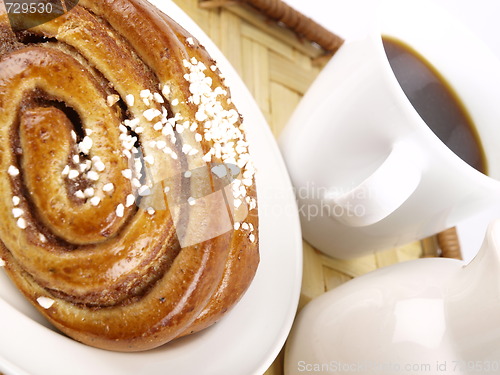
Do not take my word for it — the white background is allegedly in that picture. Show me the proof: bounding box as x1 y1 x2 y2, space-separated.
283 0 500 262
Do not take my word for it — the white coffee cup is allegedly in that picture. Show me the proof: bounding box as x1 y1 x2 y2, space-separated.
279 0 500 258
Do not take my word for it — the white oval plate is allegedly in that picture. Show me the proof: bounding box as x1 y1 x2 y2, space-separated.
0 1 303 374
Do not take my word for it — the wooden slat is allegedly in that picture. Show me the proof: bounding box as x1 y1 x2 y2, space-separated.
269 51 319 93
240 22 294 60
323 267 352 291
243 37 271 115
269 82 300 135
219 10 244 74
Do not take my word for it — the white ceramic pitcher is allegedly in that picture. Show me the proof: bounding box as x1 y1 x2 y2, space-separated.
285 220 500 375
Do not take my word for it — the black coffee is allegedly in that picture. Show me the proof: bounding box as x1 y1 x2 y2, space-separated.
382 36 487 173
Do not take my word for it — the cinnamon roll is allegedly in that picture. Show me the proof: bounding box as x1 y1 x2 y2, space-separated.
0 0 259 352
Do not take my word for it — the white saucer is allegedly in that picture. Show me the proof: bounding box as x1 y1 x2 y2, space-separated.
0 1 303 374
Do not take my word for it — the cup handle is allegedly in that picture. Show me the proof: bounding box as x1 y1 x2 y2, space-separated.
326 141 422 227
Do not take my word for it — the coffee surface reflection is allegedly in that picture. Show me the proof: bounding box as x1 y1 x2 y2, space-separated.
383 36 487 173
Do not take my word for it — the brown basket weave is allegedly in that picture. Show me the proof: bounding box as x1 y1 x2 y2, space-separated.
200 0 344 52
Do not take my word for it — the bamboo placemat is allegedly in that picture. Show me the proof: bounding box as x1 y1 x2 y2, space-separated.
172 1 462 374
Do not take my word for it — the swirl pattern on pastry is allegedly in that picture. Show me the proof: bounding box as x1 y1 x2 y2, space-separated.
0 0 258 352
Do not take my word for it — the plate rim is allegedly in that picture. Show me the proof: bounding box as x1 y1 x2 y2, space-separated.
0 1 303 374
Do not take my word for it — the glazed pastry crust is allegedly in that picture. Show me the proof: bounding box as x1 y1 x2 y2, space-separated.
0 0 258 352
